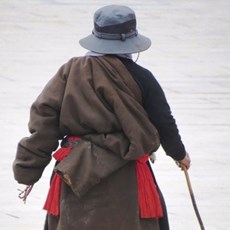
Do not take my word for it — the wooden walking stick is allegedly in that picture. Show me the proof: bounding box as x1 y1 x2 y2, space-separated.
179 164 205 230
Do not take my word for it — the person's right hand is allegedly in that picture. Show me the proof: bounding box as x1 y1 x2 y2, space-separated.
177 152 191 170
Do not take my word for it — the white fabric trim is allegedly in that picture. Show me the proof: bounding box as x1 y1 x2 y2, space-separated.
85 51 132 60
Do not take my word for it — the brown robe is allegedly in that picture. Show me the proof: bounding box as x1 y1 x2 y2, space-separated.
13 55 161 230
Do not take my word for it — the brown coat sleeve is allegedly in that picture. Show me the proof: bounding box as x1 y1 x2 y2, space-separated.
13 60 72 185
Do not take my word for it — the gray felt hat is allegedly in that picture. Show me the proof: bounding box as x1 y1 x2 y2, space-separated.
79 5 151 54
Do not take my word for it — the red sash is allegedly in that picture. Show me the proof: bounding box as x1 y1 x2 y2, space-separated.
43 137 163 218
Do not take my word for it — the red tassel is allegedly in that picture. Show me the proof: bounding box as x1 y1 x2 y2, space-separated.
43 146 73 216
43 174 62 216
135 154 163 218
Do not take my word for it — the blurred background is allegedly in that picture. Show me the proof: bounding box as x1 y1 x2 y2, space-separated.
1 0 230 229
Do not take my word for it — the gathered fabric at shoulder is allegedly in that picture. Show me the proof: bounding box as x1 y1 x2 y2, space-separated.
60 55 160 159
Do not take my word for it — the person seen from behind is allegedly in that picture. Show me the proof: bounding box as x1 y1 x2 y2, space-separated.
13 4 191 230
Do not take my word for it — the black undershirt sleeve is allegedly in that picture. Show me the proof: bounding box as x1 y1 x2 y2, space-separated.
119 57 186 161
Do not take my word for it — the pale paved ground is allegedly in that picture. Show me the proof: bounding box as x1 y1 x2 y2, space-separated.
0 0 230 229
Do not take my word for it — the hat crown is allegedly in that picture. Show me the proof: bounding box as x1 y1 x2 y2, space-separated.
94 5 137 35
79 5 151 54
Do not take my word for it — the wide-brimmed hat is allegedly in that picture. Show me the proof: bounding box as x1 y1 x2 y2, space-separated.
79 5 151 54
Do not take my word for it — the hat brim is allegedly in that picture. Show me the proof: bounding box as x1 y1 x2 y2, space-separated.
79 33 151 54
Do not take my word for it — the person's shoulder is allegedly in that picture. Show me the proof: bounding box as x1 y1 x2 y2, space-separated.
63 56 91 68
56 57 82 77
122 58 154 77
69 55 102 65
61 55 102 76
67 56 87 63
134 62 158 83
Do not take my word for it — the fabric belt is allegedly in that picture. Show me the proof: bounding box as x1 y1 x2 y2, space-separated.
43 136 163 218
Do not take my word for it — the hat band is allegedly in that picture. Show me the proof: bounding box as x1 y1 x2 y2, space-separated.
92 29 138 41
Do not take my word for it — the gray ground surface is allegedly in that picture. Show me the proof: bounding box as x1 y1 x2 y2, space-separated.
1 0 230 229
